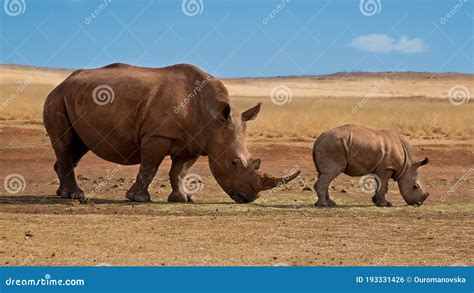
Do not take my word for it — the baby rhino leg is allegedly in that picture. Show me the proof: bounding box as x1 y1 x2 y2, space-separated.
371 170 394 207
313 138 347 207
315 172 340 207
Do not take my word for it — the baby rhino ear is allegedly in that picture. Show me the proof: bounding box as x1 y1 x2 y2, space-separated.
413 157 429 168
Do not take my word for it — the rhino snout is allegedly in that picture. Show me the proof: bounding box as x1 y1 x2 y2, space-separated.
228 191 259 203
407 191 430 206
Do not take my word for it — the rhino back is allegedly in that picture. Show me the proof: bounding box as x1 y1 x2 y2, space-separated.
54 63 211 164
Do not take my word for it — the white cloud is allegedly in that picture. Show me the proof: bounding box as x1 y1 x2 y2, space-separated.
348 34 428 54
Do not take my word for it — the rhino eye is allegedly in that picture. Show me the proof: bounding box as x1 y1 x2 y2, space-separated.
413 184 419 190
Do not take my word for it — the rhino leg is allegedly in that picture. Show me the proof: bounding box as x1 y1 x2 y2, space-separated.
50 123 88 201
168 155 199 203
126 137 171 202
314 172 340 207
371 170 393 207
54 139 89 200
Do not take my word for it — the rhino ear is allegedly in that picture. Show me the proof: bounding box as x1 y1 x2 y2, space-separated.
413 157 429 168
241 103 261 122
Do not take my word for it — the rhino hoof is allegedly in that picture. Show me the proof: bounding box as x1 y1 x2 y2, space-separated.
327 199 337 207
57 188 85 200
126 190 151 202
167 192 188 203
375 201 393 207
187 195 196 203
315 199 336 207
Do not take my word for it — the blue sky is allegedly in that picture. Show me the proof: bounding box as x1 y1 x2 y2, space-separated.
1 0 473 77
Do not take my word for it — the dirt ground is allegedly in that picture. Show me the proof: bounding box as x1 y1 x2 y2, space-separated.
0 121 472 266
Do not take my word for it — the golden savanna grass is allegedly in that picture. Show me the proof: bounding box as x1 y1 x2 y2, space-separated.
234 97 474 140
1 65 473 140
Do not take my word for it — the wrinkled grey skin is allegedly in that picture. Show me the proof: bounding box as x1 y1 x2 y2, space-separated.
43 63 300 203
312 124 430 207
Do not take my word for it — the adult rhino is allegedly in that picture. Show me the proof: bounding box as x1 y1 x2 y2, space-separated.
312 124 430 207
43 63 300 203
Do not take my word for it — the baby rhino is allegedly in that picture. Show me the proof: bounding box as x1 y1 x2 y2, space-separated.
312 124 430 207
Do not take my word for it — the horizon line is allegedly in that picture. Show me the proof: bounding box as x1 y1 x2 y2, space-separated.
1 63 473 79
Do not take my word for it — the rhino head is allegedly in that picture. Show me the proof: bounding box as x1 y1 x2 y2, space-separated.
398 157 430 206
206 102 300 203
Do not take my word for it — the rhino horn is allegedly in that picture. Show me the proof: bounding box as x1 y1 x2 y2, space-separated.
258 170 301 191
